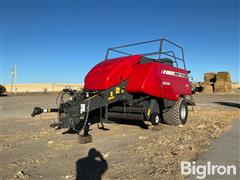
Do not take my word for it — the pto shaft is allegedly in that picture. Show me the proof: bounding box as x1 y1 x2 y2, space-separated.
31 107 59 117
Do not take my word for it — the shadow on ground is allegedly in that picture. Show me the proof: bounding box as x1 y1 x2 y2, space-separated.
214 102 240 109
108 118 149 129
76 148 108 180
50 117 149 135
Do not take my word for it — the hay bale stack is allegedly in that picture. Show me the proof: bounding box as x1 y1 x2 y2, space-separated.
232 83 240 89
204 73 216 84
214 82 232 92
214 72 232 92
202 84 214 93
216 72 231 82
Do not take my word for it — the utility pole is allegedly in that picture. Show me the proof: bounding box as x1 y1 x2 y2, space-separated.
14 64 17 92
11 64 17 93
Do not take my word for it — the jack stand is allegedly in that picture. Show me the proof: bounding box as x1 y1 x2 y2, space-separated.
78 99 92 144
97 106 109 131
97 122 109 131
78 123 92 144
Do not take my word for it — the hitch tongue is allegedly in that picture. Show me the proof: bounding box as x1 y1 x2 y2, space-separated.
31 107 43 117
31 107 59 117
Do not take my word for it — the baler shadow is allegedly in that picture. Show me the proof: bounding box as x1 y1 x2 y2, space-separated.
50 117 149 134
50 122 83 134
107 118 149 129
214 102 240 109
76 148 108 180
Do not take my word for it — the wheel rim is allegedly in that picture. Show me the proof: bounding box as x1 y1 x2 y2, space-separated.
180 103 186 120
155 115 160 124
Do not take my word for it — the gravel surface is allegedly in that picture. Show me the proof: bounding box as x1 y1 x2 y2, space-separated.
0 92 239 179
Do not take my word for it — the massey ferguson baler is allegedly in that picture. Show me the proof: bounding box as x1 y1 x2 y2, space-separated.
32 38 195 143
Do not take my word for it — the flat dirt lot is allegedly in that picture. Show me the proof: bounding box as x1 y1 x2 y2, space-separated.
0 92 239 179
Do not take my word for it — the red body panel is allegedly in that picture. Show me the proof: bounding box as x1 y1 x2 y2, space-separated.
126 62 191 101
84 55 191 101
84 55 141 90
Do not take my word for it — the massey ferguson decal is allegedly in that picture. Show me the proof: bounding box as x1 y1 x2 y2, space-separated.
161 70 188 78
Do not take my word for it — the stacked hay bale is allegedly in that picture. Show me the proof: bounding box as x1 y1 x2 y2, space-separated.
204 72 216 83
214 72 232 92
202 84 213 93
202 73 216 93
195 72 232 93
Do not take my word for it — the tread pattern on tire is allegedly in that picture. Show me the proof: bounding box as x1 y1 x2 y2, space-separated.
162 97 187 125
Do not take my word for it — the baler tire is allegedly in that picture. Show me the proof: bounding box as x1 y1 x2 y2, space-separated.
162 97 188 125
150 113 160 126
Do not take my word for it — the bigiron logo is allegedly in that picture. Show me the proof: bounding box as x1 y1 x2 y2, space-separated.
181 161 237 179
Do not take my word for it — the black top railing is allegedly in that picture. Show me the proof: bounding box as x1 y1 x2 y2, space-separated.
105 38 186 70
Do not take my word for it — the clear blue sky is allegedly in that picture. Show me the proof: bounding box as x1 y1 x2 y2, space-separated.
1 0 239 84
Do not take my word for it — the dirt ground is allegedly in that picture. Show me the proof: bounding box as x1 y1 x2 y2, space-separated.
0 92 239 180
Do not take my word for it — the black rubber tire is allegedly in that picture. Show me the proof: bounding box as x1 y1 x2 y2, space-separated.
162 98 188 125
150 112 161 126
